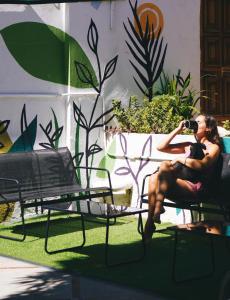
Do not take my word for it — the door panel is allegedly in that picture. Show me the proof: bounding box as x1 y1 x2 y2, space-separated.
202 72 221 114
203 0 221 32
223 38 230 66
223 0 230 33
203 38 221 66
201 0 230 117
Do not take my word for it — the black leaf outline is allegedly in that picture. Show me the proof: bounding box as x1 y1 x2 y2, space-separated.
91 107 114 128
75 61 99 92
21 104 28 133
103 55 118 82
87 19 98 54
46 121 52 135
51 127 63 142
72 152 84 166
73 102 88 129
88 144 102 156
39 142 52 149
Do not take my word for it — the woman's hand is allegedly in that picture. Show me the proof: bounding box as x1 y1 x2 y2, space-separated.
176 120 186 133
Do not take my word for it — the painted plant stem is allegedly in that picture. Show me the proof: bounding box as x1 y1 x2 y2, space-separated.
115 134 152 206
74 19 118 187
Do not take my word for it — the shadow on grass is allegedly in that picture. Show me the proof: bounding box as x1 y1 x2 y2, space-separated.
55 233 230 300
1 216 230 300
1 213 128 239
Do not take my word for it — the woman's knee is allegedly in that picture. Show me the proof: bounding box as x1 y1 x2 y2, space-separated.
159 161 172 173
148 173 159 193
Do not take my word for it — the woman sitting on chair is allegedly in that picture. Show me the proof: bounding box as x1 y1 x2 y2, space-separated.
144 114 221 241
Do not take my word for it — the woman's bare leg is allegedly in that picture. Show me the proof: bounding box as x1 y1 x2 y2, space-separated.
154 161 174 219
144 171 159 239
144 161 199 241
144 161 172 239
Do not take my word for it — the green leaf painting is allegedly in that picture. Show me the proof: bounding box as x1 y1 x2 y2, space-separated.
1 22 98 88
9 116 37 152
96 138 116 178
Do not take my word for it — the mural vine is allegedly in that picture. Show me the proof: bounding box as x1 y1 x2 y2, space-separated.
73 19 118 186
115 133 152 206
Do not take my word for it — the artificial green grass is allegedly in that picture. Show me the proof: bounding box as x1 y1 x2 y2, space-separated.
0 213 229 300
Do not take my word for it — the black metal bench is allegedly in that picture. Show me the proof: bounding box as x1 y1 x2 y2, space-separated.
0 147 112 240
0 147 148 265
140 152 230 281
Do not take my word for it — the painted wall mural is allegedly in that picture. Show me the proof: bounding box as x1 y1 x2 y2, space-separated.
1 22 97 89
73 19 117 186
124 0 167 101
0 0 201 224
0 104 64 223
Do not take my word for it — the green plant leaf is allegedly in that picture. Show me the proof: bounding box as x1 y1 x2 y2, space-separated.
96 139 116 178
1 22 98 89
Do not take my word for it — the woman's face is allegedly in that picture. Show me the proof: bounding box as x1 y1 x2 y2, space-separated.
195 115 208 136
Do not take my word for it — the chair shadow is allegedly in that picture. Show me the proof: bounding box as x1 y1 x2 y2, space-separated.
54 233 228 300
6 213 131 239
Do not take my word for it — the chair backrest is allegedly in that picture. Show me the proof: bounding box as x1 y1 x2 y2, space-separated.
0 147 77 196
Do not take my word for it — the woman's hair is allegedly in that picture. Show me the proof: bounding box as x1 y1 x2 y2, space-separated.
202 114 221 146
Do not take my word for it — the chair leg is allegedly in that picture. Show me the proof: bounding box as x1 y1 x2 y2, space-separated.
45 210 86 254
0 204 26 242
105 213 146 267
172 230 215 283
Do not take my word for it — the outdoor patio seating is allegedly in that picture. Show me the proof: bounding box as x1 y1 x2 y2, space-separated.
0 147 113 241
140 152 230 282
0 146 148 265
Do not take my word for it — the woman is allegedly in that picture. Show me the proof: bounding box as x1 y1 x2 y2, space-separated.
144 114 221 240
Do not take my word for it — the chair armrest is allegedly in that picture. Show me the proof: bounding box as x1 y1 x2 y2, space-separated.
140 173 152 206
74 166 112 191
141 168 159 206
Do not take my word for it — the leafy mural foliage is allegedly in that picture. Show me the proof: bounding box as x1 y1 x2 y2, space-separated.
1 22 98 89
9 104 37 152
124 0 167 101
39 109 63 149
115 133 152 205
96 138 116 178
73 19 118 186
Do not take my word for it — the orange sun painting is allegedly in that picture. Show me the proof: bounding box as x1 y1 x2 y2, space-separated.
135 2 164 38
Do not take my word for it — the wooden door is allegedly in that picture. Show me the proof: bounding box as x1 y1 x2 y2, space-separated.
201 0 230 121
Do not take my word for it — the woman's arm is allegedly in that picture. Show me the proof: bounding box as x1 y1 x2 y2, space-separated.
171 143 220 171
157 121 191 154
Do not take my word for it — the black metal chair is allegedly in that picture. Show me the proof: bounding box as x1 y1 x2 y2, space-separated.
140 153 230 282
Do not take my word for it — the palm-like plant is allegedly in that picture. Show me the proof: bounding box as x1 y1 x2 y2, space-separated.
124 0 167 101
